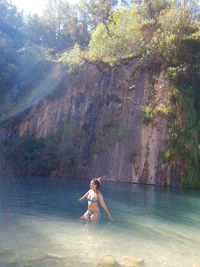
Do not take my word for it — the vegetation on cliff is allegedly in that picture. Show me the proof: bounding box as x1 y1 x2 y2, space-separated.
2 136 60 176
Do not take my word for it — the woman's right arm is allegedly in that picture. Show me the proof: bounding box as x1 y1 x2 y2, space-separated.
79 190 90 202
98 192 113 221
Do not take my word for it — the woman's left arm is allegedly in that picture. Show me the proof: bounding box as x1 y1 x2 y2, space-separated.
98 193 113 221
79 190 89 202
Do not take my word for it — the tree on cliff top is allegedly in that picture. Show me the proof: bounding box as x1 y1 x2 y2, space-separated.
88 7 142 64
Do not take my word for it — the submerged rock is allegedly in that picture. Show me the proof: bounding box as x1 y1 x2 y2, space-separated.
0 248 13 257
96 255 121 267
23 255 66 267
96 255 144 267
120 256 144 267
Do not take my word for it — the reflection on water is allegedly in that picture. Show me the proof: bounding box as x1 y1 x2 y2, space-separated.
0 176 200 267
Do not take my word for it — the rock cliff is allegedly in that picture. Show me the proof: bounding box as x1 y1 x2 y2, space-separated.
0 59 179 186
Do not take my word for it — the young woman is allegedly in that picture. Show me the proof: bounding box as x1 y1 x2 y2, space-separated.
79 177 113 222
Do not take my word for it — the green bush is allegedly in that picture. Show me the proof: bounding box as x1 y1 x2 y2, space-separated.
148 5 198 63
2 136 60 176
181 169 200 189
165 84 200 188
143 104 155 122
58 44 85 71
88 7 142 65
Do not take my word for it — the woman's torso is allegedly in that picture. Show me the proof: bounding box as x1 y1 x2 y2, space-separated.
87 190 100 211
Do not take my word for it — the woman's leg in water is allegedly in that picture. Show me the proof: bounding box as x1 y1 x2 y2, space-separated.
91 211 100 222
80 210 91 221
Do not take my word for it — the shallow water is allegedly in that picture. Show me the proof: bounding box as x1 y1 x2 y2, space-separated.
0 176 200 267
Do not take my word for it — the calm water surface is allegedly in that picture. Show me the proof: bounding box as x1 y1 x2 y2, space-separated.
0 176 200 267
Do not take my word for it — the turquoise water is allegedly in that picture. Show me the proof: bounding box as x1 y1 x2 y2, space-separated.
0 176 200 267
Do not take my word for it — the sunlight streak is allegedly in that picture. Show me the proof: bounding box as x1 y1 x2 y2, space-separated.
0 63 63 124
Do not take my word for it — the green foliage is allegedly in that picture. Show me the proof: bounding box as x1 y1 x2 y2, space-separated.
181 169 200 189
143 102 172 123
167 66 182 80
0 0 24 46
143 104 155 122
160 149 173 161
0 45 17 103
132 0 169 20
0 1 53 111
2 121 81 176
165 85 200 188
88 7 142 64
163 150 172 158
111 127 130 142
0 0 24 102
77 0 113 29
0 45 53 115
25 14 46 45
15 45 52 88
2 121 82 176
24 0 116 50
40 0 88 50
58 44 85 71
157 4 200 188
155 103 172 114
173 34 200 84
148 5 198 63
2 136 60 176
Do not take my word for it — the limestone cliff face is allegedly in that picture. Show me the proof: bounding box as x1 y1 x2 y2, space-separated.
0 59 179 186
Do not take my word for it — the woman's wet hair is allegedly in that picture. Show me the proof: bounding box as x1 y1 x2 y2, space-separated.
92 177 101 189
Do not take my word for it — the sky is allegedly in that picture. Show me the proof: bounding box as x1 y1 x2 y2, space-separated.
12 0 79 14
12 0 47 14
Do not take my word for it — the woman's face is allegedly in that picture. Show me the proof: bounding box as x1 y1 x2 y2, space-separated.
90 180 96 190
